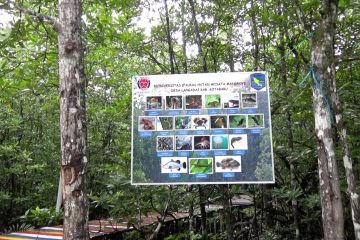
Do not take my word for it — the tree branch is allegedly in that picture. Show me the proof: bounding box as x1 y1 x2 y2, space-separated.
7 0 60 32
148 191 171 240
288 42 310 65
336 55 360 64
142 48 170 73
292 0 311 32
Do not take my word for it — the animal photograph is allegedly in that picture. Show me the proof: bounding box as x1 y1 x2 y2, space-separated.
211 135 229 150
185 95 202 109
189 158 213 174
138 116 156 131
191 115 210 130
214 156 241 172
222 93 240 109
205 94 221 108
247 114 264 128
210 115 228 129
165 96 183 110
174 116 191 129
156 136 174 151
175 135 193 151
161 157 187 173
241 93 257 108
156 116 174 130
228 134 248 150
146 96 163 110
194 136 211 150
229 114 247 128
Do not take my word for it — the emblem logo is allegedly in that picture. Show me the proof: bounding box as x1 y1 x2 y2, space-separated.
250 73 266 91
137 77 150 89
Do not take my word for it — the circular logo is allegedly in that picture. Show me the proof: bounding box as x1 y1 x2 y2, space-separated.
137 77 150 89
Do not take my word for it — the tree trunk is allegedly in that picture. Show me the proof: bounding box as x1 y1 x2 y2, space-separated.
148 199 170 240
227 29 235 72
199 185 208 240
180 0 188 73
221 186 234 240
58 0 89 239
279 24 301 239
188 0 207 72
310 1 344 239
287 112 301 240
250 0 259 71
187 2 209 234
329 51 360 240
163 0 175 74
189 198 195 233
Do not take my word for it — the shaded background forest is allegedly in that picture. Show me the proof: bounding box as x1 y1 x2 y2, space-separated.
0 0 359 239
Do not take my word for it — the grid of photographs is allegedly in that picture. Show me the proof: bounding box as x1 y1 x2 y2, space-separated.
160 156 242 174
156 134 248 152
142 94 262 175
139 114 264 131
145 93 258 110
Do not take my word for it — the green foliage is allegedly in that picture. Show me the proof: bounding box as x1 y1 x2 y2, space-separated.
255 129 273 181
273 187 302 202
1 0 360 239
3 222 34 234
259 230 281 240
123 230 143 240
21 207 62 228
208 233 225 240
189 233 203 240
165 232 190 240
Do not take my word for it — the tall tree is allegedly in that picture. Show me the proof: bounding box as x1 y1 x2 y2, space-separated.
180 0 188 73
198 185 208 240
278 30 301 240
250 0 260 71
330 6 360 239
163 0 176 74
294 0 344 239
5 0 89 238
58 0 89 239
188 0 208 72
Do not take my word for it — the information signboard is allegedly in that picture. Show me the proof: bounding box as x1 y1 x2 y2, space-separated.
131 72 274 185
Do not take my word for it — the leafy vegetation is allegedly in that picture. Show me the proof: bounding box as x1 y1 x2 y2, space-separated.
0 0 360 239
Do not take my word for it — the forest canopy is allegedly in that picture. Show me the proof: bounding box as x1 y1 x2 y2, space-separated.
0 0 359 239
